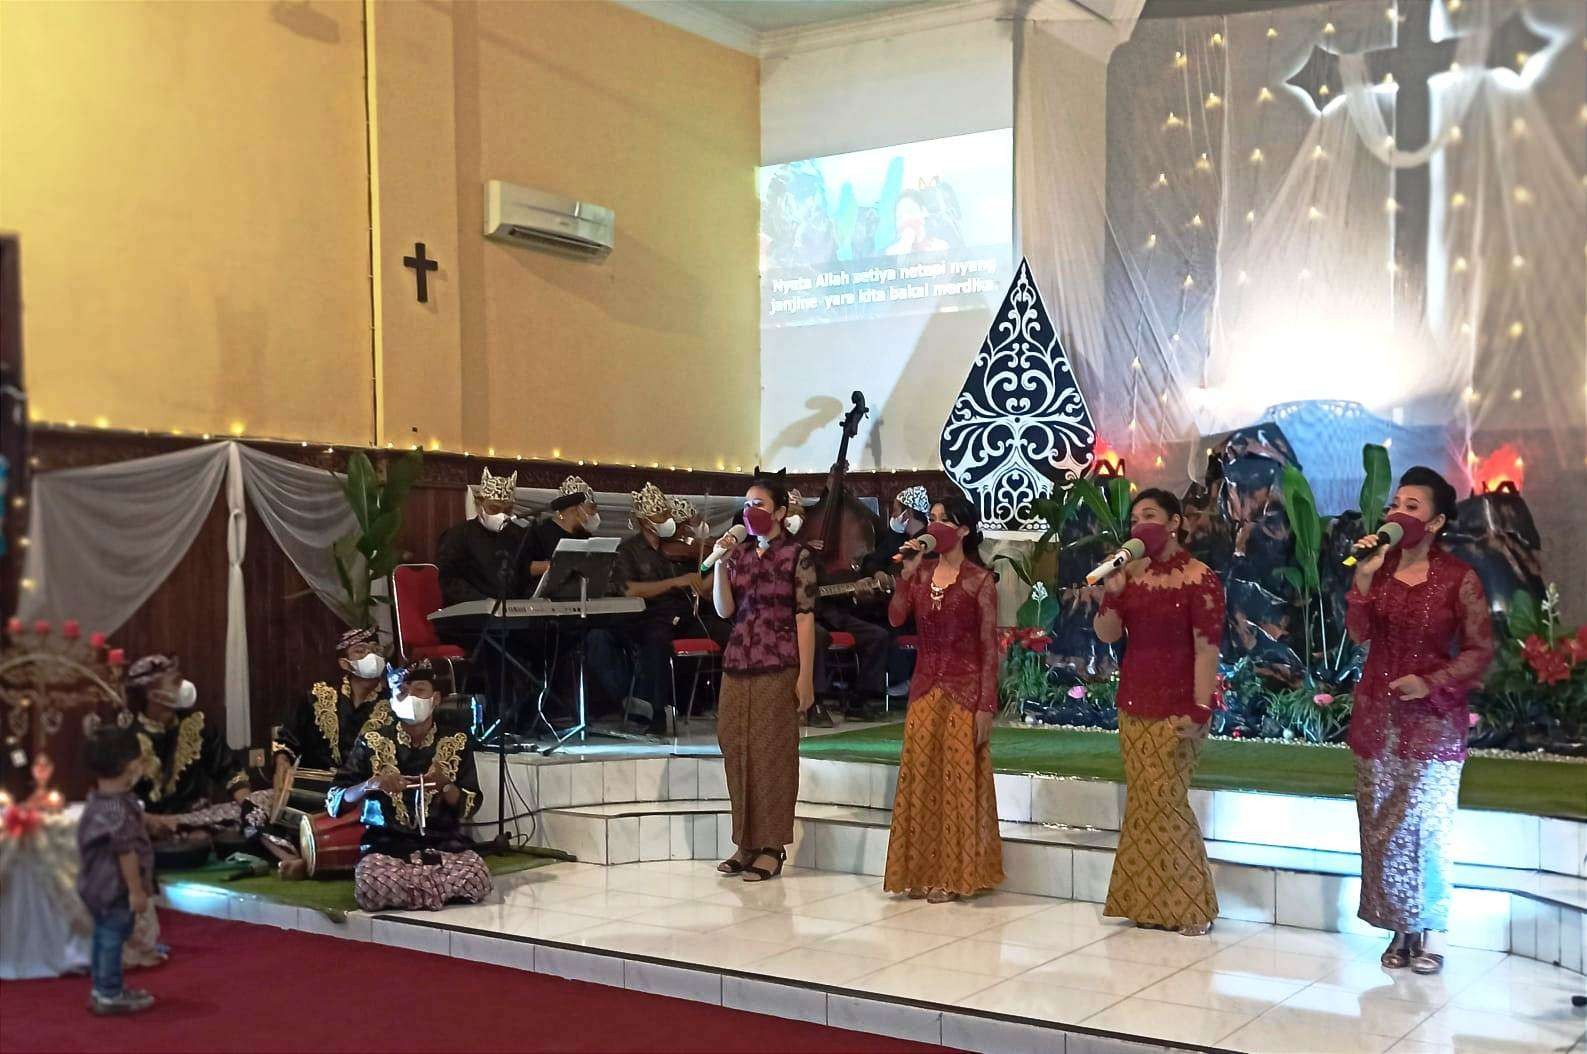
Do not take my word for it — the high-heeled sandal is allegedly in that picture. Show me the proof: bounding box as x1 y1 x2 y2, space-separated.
925 888 959 904
742 848 785 883
1408 933 1444 975
1380 934 1410 970
716 853 749 875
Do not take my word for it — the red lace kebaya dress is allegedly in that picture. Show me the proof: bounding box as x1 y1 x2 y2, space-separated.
718 536 818 853
1345 547 1492 932
882 561 1004 896
1096 549 1225 928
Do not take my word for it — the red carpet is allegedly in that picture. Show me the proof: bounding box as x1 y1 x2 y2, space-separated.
0 911 954 1053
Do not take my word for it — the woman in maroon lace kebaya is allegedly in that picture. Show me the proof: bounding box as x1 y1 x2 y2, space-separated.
1346 467 1492 975
883 495 1003 903
1093 490 1224 936
710 477 818 882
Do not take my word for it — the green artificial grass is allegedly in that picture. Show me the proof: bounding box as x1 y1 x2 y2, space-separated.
801 723 1587 820
159 852 554 915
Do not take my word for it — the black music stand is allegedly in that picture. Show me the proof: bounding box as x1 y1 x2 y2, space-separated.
533 538 621 756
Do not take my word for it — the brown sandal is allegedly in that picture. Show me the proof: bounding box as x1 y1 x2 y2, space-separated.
907 888 928 900
1381 934 1410 970
925 888 959 904
742 848 785 883
1409 933 1444 975
717 852 750 875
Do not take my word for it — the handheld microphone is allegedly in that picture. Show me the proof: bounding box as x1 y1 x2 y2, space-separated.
892 533 938 562
1343 521 1404 567
1085 538 1147 585
701 525 748 571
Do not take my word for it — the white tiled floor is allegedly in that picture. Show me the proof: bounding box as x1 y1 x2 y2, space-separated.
370 859 1587 1053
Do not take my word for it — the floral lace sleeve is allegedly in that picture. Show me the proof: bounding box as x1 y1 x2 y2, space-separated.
977 570 1000 714
1345 579 1377 644
1188 563 1225 650
793 545 818 616
1423 568 1494 701
888 565 918 627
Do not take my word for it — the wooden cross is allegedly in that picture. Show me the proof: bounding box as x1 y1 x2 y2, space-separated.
402 242 439 303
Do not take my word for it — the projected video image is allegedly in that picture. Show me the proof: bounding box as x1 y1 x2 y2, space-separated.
758 128 1012 328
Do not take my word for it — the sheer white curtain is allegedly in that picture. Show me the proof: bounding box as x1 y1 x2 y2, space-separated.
1018 0 1585 611
19 441 357 746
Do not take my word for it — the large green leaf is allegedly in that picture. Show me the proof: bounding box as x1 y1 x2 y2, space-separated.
992 552 1033 587
342 452 375 530
1359 443 1392 535
358 508 403 559
1280 464 1322 594
378 451 424 515
1016 593 1059 630
1104 477 1133 535
1507 590 1541 641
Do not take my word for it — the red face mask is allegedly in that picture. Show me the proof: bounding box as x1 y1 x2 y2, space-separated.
1130 521 1171 559
926 521 962 555
1384 511 1429 549
743 505 777 537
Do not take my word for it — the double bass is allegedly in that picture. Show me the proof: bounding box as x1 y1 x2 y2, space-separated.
796 391 882 581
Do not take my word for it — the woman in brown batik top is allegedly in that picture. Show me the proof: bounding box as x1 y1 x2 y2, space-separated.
710 477 818 882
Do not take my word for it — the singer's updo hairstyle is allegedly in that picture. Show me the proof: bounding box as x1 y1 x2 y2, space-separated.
1129 488 1187 543
747 476 791 513
931 493 986 566
1395 466 1458 537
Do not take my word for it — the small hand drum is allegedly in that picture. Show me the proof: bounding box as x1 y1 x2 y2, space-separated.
299 811 365 877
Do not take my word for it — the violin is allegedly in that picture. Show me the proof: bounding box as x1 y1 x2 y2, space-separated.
795 391 881 581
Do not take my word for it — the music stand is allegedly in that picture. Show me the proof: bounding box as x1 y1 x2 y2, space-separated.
532 539 622 756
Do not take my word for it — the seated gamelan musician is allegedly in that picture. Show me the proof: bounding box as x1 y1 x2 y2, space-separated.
436 466 544 724
125 654 251 829
326 660 491 912
536 474 600 555
807 486 929 721
607 483 729 734
261 626 393 877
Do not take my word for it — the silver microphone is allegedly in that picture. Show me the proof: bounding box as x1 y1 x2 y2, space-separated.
1344 520 1404 567
1085 538 1147 585
701 525 748 571
893 533 938 563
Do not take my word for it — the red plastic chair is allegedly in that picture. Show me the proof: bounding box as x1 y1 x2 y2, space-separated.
390 563 467 694
670 638 723 726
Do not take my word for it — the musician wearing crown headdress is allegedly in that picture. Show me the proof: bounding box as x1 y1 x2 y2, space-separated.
327 661 490 912
124 654 250 820
535 474 601 558
436 467 543 606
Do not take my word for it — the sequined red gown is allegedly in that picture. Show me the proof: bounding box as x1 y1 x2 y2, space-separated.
1345 547 1493 932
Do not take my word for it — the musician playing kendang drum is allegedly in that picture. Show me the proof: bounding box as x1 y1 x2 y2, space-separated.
711 477 818 882
327 660 491 912
883 495 1003 902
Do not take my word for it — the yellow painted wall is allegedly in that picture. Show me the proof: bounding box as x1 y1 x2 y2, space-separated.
4 0 761 466
0 0 374 443
374 0 761 469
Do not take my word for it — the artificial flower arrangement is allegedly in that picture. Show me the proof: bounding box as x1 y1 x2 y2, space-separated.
1476 583 1587 754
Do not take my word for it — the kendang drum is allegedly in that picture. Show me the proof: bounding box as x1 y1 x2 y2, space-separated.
299 811 365 877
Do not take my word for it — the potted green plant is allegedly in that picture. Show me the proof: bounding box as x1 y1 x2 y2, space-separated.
329 450 424 630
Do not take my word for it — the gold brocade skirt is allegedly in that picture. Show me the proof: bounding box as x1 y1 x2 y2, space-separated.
1104 712 1218 928
717 668 801 850
883 687 1003 896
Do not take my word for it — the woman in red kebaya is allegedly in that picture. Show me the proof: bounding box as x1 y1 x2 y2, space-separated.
1093 489 1224 936
882 495 1002 903
1346 467 1492 975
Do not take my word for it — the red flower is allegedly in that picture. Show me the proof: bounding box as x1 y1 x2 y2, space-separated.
89 632 107 650
61 620 80 640
1565 627 1587 665
1313 693 1334 708
1230 729 1244 739
2 806 43 841
1523 635 1572 685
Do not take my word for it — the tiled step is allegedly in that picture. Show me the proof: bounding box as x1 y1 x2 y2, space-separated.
522 798 1586 973
477 753 1587 878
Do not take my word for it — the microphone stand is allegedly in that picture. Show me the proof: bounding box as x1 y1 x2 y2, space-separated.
460 515 544 857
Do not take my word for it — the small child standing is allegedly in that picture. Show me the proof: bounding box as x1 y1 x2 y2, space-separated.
77 726 157 1015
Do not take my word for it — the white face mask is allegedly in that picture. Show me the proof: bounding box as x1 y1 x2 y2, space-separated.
392 691 436 724
889 513 911 534
347 653 386 680
584 511 602 534
653 517 677 539
785 514 804 535
172 680 198 711
478 511 508 533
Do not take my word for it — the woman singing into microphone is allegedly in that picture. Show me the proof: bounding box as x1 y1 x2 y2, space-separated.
883 495 1003 903
1093 490 1223 936
1346 467 1492 975
710 478 817 882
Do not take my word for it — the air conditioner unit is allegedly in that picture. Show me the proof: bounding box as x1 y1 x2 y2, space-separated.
483 180 615 255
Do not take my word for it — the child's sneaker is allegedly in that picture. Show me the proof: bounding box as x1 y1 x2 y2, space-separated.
89 989 155 1015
